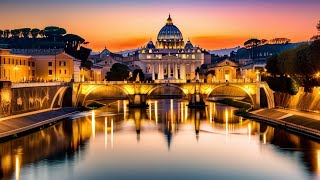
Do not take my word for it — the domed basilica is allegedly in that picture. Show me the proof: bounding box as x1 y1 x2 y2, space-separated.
137 14 211 82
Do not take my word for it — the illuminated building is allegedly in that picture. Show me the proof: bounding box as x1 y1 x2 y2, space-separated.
136 14 211 82
0 49 35 82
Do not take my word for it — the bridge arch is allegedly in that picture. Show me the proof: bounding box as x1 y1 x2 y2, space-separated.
51 86 72 109
146 83 188 97
206 84 255 106
81 85 130 106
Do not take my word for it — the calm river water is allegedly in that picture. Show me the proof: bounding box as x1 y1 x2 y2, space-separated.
0 99 320 180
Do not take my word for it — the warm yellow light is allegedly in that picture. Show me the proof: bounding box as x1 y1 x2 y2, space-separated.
14 66 19 70
91 110 95 139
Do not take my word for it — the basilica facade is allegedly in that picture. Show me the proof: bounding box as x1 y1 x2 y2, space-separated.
136 15 211 82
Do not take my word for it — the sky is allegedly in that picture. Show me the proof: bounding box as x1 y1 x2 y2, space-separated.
0 0 319 52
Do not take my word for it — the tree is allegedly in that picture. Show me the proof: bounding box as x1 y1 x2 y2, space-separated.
77 46 93 70
4 30 10 38
44 26 66 41
10 29 21 38
31 28 40 38
106 63 130 81
20 28 31 38
244 38 261 49
317 20 320 32
0 30 3 38
266 55 280 76
39 30 45 38
63 34 85 56
130 69 145 81
311 35 320 41
244 38 261 59
269 38 291 44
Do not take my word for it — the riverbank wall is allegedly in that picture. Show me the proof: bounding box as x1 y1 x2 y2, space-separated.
0 81 72 118
238 109 320 140
274 87 320 112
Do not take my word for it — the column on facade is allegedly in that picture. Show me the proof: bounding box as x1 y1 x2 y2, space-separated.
151 64 155 81
174 63 178 79
158 63 164 79
191 63 195 80
158 63 161 80
168 63 171 78
180 63 186 80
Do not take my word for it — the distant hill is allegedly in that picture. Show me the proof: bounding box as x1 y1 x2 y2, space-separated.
236 42 309 59
209 47 241 56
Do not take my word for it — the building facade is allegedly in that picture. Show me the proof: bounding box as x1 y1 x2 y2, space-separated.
206 59 238 83
0 49 36 82
136 15 207 82
0 49 83 83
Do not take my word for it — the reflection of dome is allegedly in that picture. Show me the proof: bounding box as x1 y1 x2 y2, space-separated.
156 14 184 49
184 40 193 49
146 40 156 49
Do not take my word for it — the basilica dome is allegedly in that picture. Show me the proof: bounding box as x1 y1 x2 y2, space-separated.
156 15 184 49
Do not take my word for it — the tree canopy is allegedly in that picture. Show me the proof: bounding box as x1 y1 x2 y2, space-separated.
106 63 130 81
265 40 320 92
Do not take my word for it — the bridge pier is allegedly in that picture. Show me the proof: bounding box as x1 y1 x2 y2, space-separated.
128 94 148 108
188 93 206 108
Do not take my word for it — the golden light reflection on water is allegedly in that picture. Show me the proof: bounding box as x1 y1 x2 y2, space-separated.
92 110 95 139
1 100 320 179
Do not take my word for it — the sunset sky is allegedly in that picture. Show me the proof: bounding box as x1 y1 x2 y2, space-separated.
1 0 319 52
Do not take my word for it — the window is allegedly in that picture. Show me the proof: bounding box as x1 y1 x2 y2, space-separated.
32 70 35 76
16 59 18 65
59 61 66 66
65 70 67 74
28 61 30 66
3 58 5 64
48 62 52 67
32 62 35 67
20 60 21 65
59 70 62 74
48 70 53 75
24 60 26 65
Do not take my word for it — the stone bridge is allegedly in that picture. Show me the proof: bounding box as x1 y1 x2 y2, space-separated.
73 81 275 108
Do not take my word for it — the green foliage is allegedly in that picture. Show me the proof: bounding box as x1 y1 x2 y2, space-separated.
20 28 31 38
106 63 130 81
266 55 280 76
30 28 40 38
81 61 93 71
264 76 299 95
129 69 144 81
64 34 85 56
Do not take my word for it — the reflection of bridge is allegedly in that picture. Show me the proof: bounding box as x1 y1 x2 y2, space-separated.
73 81 275 108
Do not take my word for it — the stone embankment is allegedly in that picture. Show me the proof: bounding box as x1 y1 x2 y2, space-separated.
241 108 320 140
0 108 79 141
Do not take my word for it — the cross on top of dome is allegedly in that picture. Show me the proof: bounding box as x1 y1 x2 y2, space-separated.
166 14 173 25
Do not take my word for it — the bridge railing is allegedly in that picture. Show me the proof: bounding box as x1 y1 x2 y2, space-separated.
12 82 69 88
80 79 262 85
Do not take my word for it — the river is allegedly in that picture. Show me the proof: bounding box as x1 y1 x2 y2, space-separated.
0 99 319 180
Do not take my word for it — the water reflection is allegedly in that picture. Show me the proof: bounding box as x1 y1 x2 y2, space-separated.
0 99 319 179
